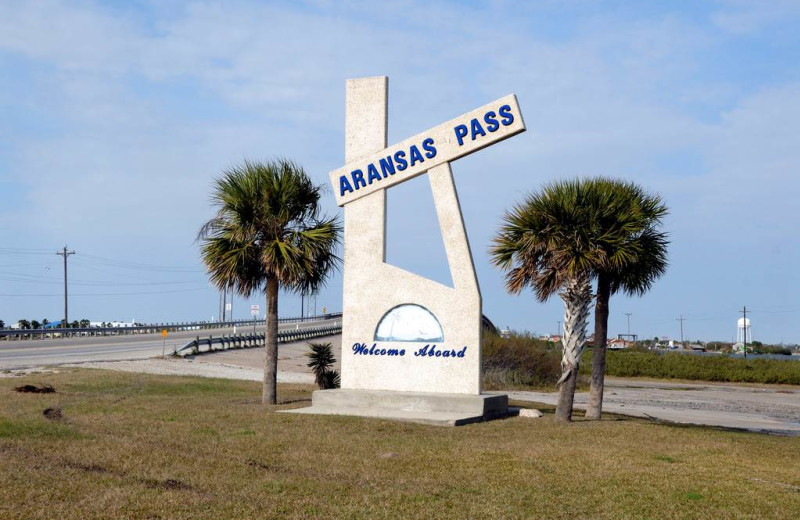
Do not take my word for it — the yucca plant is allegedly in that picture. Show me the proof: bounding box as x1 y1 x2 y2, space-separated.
198 159 341 405
307 342 340 389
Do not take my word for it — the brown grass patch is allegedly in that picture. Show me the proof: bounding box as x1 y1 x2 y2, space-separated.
0 369 798 520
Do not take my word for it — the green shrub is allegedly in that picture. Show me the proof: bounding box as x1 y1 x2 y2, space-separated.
579 350 800 385
482 333 562 389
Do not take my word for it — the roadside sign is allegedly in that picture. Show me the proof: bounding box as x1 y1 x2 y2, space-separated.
162 329 167 338
251 304 260 316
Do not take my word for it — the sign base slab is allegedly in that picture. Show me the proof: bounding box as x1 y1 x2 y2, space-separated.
282 389 512 427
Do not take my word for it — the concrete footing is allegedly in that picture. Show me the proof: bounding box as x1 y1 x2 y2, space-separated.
281 388 512 426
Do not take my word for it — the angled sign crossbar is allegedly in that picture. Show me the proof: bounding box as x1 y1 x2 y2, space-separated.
330 94 525 206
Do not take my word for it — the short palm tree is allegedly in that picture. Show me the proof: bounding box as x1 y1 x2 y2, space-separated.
491 180 600 422
198 159 341 405
583 179 668 419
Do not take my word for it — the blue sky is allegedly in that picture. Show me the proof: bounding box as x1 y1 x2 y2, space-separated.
1 0 799 343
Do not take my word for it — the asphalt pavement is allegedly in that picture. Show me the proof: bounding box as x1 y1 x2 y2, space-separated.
0 318 340 370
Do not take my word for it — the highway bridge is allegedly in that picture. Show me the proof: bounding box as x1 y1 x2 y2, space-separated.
0 315 341 370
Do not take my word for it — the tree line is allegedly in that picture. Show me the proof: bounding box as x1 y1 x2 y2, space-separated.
2 319 91 330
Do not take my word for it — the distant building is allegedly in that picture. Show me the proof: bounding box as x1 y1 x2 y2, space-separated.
607 338 628 350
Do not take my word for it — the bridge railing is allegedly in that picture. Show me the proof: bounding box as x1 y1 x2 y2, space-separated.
0 312 342 341
174 324 343 356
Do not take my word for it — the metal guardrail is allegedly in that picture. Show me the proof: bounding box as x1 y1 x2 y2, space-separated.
174 324 343 356
0 313 342 341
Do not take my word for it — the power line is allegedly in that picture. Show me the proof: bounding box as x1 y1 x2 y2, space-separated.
0 288 206 297
0 272 201 287
77 253 203 272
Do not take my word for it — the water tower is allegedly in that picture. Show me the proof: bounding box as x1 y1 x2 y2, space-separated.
736 317 752 344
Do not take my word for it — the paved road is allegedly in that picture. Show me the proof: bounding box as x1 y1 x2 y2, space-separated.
0 318 340 370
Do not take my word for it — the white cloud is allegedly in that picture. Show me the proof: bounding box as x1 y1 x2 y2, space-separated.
0 0 798 340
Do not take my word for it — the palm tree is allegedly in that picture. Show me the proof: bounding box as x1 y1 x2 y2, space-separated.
583 179 668 419
198 159 340 405
491 180 600 422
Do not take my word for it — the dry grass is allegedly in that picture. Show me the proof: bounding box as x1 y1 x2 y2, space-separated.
1 369 798 520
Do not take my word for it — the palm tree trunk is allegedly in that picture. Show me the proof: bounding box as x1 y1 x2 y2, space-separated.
555 366 579 422
262 276 279 405
555 274 592 422
586 274 611 419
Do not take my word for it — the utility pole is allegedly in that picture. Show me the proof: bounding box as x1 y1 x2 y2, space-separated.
741 306 747 359
229 285 234 320
55 246 75 328
301 291 305 320
625 313 632 335
556 320 561 338
676 315 686 349
222 288 227 321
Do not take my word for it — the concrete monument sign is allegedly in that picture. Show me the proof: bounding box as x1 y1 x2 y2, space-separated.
289 76 525 425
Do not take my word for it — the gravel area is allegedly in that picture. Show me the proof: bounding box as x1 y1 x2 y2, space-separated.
503 380 800 435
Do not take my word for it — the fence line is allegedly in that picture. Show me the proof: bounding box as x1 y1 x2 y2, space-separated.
174 325 343 356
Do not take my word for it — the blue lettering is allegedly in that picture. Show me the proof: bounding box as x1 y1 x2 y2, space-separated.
409 145 424 166
483 111 499 132
443 350 450 358
427 344 436 357
339 176 354 197
394 150 408 171
379 156 395 178
422 137 437 159
354 342 409 356
414 345 428 357
454 124 468 146
470 118 486 140
457 346 467 358
351 169 366 190
499 104 514 126
367 163 382 184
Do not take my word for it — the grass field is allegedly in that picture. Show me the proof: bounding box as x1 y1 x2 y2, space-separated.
2 369 799 520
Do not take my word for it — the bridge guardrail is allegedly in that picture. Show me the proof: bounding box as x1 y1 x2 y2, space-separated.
0 313 342 341
174 324 343 356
